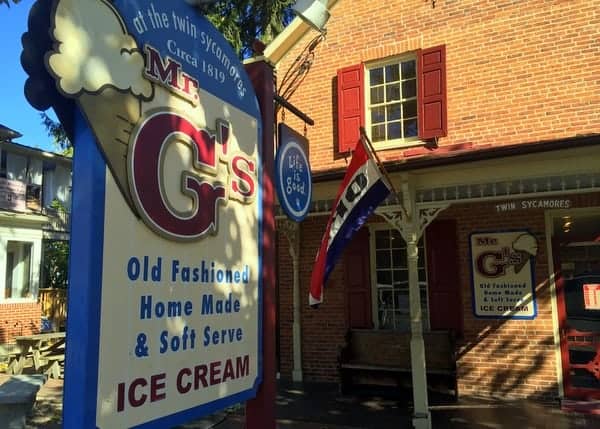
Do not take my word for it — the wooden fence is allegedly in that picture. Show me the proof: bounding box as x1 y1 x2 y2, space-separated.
38 288 67 331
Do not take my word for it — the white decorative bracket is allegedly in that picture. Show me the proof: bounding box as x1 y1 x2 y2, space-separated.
376 203 449 240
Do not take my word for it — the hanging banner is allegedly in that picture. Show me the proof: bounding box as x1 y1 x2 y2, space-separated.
275 123 312 222
0 178 26 212
470 230 538 319
25 1 262 427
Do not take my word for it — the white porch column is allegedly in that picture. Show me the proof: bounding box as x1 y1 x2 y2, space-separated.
402 180 430 429
278 219 303 382
376 177 448 429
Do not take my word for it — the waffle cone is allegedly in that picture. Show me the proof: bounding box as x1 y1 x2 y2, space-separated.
78 88 142 211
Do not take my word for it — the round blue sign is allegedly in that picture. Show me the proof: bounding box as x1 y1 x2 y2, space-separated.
275 133 312 222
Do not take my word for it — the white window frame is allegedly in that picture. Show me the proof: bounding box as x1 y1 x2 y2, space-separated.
364 54 422 151
368 223 430 331
0 226 42 303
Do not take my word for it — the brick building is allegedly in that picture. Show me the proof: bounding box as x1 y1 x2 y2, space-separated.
262 0 600 421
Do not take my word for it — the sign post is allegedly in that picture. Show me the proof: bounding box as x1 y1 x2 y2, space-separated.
27 1 270 427
245 60 277 429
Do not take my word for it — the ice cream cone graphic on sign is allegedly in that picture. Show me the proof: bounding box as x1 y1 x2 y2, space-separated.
46 0 154 210
512 233 538 274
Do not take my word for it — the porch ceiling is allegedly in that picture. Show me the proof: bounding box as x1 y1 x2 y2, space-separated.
276 145 600 217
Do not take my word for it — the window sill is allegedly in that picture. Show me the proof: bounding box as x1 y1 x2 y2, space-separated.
0 298 38 305
371 138 424 152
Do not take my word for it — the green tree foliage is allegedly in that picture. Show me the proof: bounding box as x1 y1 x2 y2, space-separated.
0 0 22 8
41 112 72 156
43 200 70 289
43 239 70 289
201 0 295 58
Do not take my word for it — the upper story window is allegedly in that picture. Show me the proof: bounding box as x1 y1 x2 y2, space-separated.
336 45 447 153
367 57 418 148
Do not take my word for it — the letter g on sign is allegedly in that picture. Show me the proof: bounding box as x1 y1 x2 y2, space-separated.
128 110 226 241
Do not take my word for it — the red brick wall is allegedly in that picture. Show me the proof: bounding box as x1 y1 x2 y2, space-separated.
442 202 553 400
277 227 294 376
277 216 350 382
0 302 42 344
277 193 600 398
276 0 600 172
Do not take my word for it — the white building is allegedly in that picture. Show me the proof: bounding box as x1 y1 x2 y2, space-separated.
0 124 71 343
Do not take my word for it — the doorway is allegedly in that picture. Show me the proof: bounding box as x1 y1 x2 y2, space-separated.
553 212 600 400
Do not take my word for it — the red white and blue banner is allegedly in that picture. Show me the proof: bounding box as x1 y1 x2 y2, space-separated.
309 137 391 307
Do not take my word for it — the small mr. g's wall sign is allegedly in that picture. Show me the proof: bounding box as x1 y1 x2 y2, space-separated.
24 0 262 427
470 231 538 319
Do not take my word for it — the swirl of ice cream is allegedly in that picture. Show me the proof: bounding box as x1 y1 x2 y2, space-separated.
512 233 538 256
47 0 152 99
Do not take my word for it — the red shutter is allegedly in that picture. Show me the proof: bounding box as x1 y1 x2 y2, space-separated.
425 219 462 334
345 228 372 329
418 45 447 140
337 64 364 153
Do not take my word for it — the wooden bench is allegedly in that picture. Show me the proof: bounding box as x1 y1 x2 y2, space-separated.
0 374 46 429
338 329 458 399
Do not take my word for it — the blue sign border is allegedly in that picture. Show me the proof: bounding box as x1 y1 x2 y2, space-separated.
275 124 312 222
469 229 538 320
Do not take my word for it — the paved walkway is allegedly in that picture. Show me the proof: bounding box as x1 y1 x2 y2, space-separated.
1 375 599 428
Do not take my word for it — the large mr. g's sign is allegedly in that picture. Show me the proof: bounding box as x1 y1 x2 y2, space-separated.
37 0 262 427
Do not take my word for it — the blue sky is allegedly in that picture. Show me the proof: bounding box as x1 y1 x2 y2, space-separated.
0 0 57 152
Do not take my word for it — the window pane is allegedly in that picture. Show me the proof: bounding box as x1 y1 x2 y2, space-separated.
5 241 33 299
403 119 418 138
418 268 427 282
387 103 401 121
370 67 384 85
386 84 401 102
402 79 417 99
370 86 384 104
379 310 394 329
393 269 408 285
377 270 392 287
385 64 400 82
401 60 416 79
376 250 391 269
396 248 408 268
371 106 385 124
387 122 401 140
395 291 409 309
403 99 417 118
394 313 410 331
380 290 393 308
390 229 403 246
371 124 385 142
375 230 389 248
392 248 404 268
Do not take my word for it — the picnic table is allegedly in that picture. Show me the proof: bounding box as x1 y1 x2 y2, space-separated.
6 332 66 379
